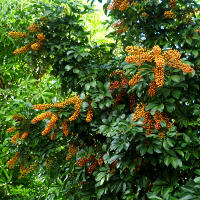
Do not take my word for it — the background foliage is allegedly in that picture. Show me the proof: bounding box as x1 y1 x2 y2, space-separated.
1 0 200 199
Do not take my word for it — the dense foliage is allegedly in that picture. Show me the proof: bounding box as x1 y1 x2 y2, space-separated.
1 0 200 199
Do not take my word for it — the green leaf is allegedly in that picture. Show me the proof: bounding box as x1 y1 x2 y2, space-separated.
97 188 104 199
164 156 171 166
171 75 180 82
194 177 200 183
180 195 195 200
172 90 181 99
192 50 198 58
194 169 200 175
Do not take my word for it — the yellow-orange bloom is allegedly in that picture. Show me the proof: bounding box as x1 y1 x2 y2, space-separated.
31 112 52 124
8 32 28 38
7 152 20 169
41 114 58 136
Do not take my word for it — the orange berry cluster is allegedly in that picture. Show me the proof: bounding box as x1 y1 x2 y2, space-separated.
31 112 52 124
37 33 46 41
98 157 104 167
113 91 124 107
11 132 20 144
21 131 29 140
133 105 173 135
76 155 96 167
8 32 28 38
110 160 118 175
154 65 165 87
125 46 153 66
66 144 78 161
28 23 40 32
164 11 174 19
109 70 128 91
88 160 98 175
129 93 136 111
19 160 38 179
12 114 25 121
9 22 46 55
141 12 148 18
128 71 142 86
126 45 193 94
31 42 42 51
50 132 57 140
33 96 83 122
86 105 93 123
168 0 176 9
13 44 31 55
112 19 127 34
148 81 157 97
62 120 69 136
6 126 16 133
108 0 133 11
31 112 58 136
158 131 166 139
163 50 194 73
6 152 20 169
41 114 59 136
45 158 53 169
133 103 154 135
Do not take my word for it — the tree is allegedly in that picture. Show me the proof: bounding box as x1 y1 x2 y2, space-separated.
2 0 200 199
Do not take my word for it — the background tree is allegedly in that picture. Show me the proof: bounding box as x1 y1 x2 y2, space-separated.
1 0 200 199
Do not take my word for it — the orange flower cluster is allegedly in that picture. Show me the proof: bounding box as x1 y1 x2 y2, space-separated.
125 46 153 66
13 44 31 55
110 160 118 175
41 114 58 136
98 157 104 167
33 103 54 110
168 0 176 9
12 114 25 121
148 81 157 97
112 19 127 34
28 23 40 32
31 112 52 124
66 144 78 161
164 11 174 19
8 32 28 38
31 42 42 51
6 126 16 133
113 91 124 107
6 152 20 169
153 111 166 130
109 70 128 91
133 103 154 135
33 96 83 122
37 33 46 41
129 93 136 111
108 0 133 11
88 160 98 175
158 131 166 139
86 106 93 123
50 132 57 140
133 105 173 135
142 12 148 18
128 71 142 86
126 45 193 94
62 120 69 136
21 131 29 140
154 65 165 87
11 132 20 144
19 160 38 179
163 50 194 73
45 158 53 169
76 155 96 167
